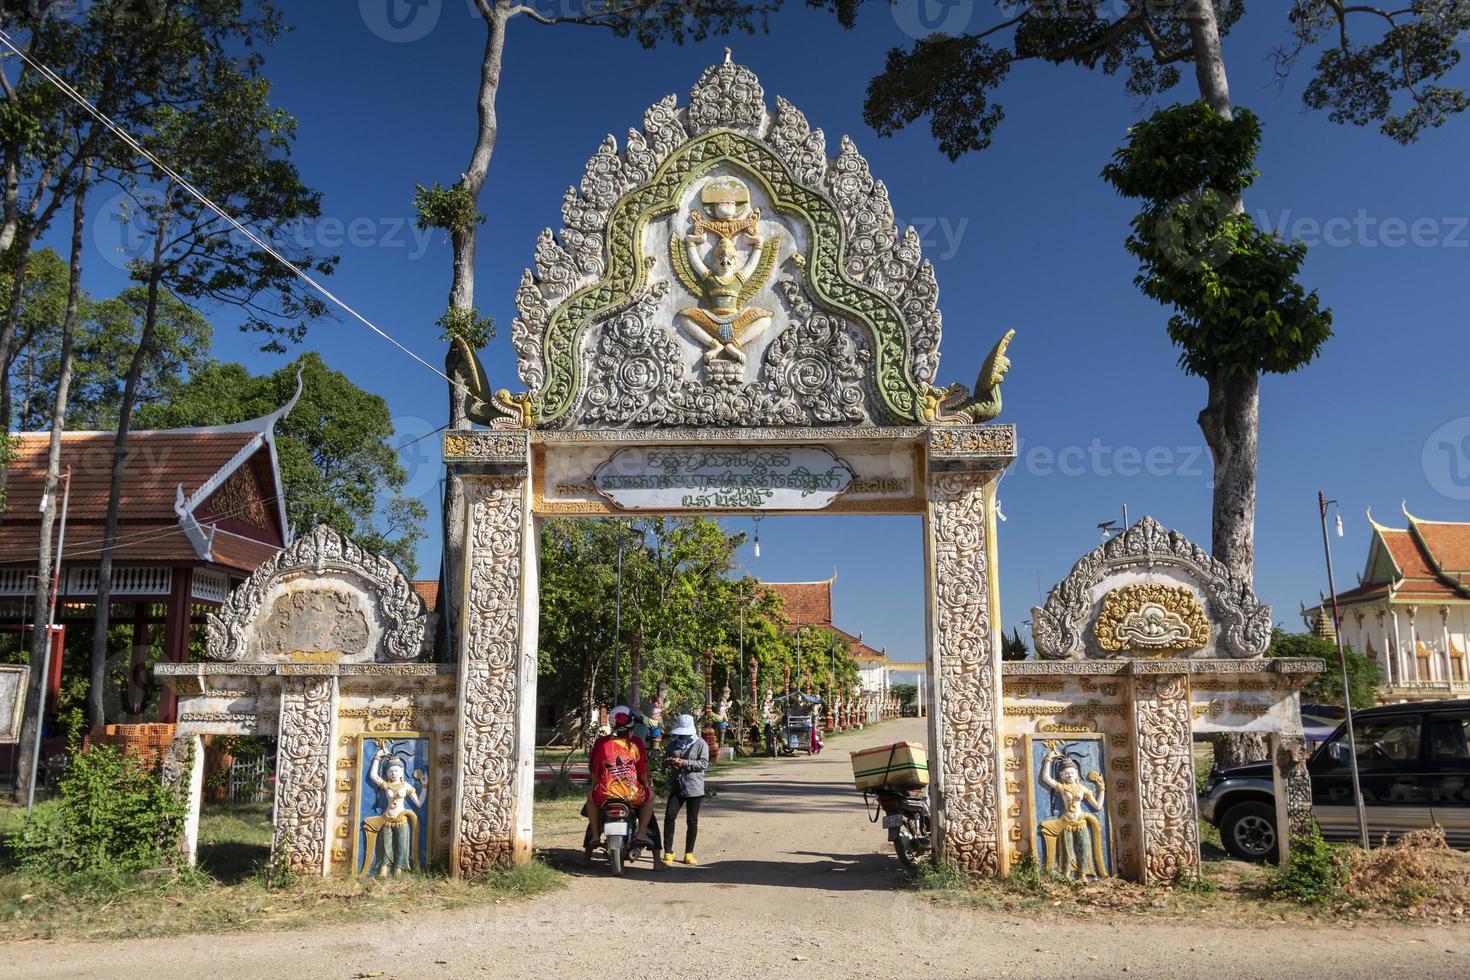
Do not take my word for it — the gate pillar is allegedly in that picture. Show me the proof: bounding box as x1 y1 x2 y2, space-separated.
447 432 538 875
924 429 1013 875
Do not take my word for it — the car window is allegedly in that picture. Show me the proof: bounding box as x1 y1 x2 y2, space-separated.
1325 718 1422 771
1428 716 1470 763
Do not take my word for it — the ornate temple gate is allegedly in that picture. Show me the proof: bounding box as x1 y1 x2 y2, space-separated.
155 55 1316 884
437 54 1024 877
443 423 1016 875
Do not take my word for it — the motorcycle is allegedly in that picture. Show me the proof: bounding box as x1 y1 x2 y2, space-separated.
584 800 646 876
866 785 932 869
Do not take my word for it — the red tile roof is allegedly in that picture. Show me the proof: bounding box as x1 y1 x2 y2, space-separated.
0 430 280 574
765 581 833 626
1338 511 1470 607
763 578 886 663
412 580 439 613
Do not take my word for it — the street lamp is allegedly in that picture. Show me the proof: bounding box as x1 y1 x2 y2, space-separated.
1319 490 1369 851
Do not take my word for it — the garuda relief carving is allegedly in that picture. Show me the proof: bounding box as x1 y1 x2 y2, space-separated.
672 176 780 383
449 55 1015 430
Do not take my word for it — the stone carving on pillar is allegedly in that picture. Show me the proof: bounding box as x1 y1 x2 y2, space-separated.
274 676 335 874
454 477 526 876
1274 733 1316 841
929 470 1002 875
1032 516 1271 661
1131 674 1200 884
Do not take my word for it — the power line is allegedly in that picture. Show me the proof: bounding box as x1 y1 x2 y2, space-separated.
0 26 470 399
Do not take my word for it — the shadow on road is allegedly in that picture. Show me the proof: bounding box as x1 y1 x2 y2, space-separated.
539 845 907 891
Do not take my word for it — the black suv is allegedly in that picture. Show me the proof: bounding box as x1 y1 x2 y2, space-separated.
1199 699 1470 861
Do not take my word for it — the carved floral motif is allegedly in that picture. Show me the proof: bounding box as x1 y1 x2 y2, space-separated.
1094 584 1211 654
208 467 272 529
1131 674 1200 884
1274 733 1317 840
454 478 526 876
510 58 950 430
930 471 1002 874
206 525 426 664
274 676 334 874
1032 516 1272 661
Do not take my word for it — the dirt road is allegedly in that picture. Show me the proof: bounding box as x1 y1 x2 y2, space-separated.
10 719 1470 979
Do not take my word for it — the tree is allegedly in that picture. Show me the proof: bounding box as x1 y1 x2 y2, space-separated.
1269 628 1381 709
3 246 69 432
425 0 780 659
135 352 428 576
1002 626 1029 661
86 40 332 727
11 158 91 805
66 286 212 429
825 0 1470 585
1102 99 1333 561
0 1 287 496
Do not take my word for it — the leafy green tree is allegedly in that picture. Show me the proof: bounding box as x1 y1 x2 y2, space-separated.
532 515 867 740
4 246 70 431
0 1 287 490
1002 626 1029 661
821 0 1470 586
89 34 331 728
890 682 918 710
1269 628 1382 709
65 286 212 429
135 352 428 576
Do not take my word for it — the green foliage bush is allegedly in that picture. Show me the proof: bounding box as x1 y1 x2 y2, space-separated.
10 745 188 876
1265 832 1348 904
1268 629 1381 708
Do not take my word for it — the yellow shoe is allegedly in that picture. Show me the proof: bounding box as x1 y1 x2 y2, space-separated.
662 852 674 865
682 853 698 866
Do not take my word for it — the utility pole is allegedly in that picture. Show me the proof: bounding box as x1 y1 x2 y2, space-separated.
27 467 71 811
1319 490 1369 850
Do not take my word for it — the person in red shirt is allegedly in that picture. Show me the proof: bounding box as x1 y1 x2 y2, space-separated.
586 705 656 851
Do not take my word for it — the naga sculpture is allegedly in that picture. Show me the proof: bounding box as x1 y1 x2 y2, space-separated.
931 329 1016 424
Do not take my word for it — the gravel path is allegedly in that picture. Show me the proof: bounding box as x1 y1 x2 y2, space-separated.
9 718 1469 979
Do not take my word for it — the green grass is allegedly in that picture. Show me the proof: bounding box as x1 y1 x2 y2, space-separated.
0 799 565 942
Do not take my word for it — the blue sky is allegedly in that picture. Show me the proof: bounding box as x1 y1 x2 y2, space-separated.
61 3 1470 659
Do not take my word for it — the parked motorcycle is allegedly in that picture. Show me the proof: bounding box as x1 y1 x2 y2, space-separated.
584 800 646 876
867 786 932 869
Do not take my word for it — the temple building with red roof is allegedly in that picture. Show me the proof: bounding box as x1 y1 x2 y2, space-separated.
1308 505 1470 699
0 386 298 725
763 574 890 691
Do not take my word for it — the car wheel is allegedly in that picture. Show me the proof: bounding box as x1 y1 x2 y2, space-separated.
1220 800 1279 863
